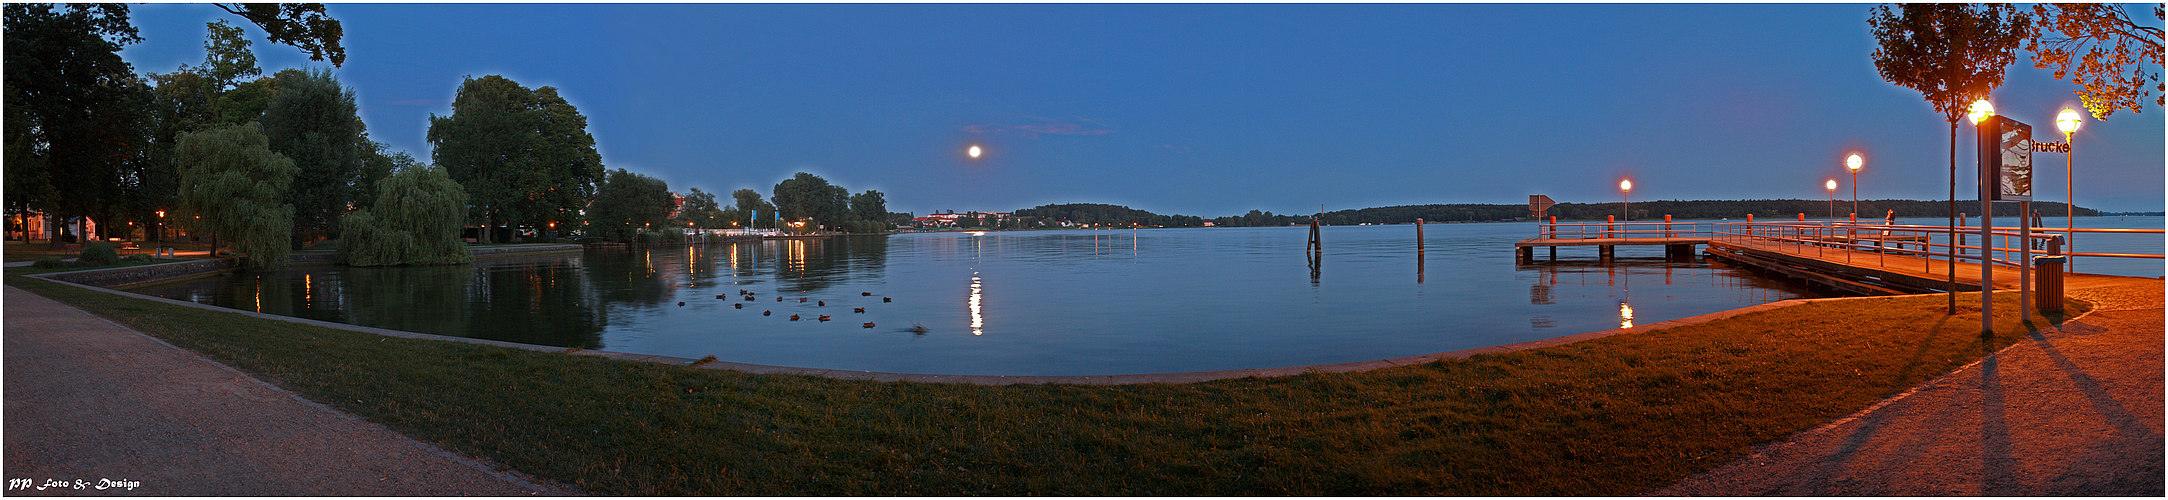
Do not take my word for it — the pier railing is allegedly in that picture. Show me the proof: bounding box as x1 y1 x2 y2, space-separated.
1534 221 1719 240
1707 220 2162 274
1533 219 2160 272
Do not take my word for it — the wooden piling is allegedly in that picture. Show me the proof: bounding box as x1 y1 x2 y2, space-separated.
1416 218 1424 251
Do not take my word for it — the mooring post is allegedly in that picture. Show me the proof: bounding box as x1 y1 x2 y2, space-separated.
1416 218 1424 251
1663 214 1672 238
1547 216 1557 238
1606 215 1615 238
1307 216 1321 258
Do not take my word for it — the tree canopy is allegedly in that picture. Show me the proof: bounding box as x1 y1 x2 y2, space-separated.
586 169 674 243
1869 3 2032 125
209 3 345 66
174 123 295 268
427 75 604 243
2025 3 2164 119
732 188 774 228
675 188 728 229
261 68 368 247
4 3 152 238
340 163 471 267
771 172 849 231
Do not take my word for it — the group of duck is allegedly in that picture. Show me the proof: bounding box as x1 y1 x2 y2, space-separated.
676 288 893 329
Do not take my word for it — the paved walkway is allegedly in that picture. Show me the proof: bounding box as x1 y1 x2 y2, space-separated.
2 287 574 496
1657 280 2165 495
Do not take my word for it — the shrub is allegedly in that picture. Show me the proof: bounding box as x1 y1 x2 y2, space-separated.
32 257 66 269
78 242 120 266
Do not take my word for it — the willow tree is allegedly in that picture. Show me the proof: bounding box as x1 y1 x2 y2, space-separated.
340 160 471 267
1869 3 2031 314
175 122 296 268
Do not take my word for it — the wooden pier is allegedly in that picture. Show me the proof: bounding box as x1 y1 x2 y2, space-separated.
1514 236 1707 262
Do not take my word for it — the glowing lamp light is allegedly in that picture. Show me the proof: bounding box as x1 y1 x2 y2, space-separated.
1619 179 1632 192
2055 108 2082 135
1967 99 1995 124
1826 179 1838 191
967 145 982 159
1846 153 1862 172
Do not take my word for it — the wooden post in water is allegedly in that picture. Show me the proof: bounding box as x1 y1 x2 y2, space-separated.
1416 218 1424 251
1307 216 1321 257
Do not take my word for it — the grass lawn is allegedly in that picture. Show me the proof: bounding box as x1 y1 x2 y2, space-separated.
5 273 2083 495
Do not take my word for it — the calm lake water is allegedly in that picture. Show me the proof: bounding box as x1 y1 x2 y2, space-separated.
127 217 2161 376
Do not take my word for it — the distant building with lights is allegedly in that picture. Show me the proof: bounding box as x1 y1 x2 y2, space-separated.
911 210 1012 228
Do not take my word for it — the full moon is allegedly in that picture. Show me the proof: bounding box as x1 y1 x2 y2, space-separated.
967 145 982 158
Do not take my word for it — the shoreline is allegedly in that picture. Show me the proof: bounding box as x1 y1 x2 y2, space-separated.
39 263 2150 384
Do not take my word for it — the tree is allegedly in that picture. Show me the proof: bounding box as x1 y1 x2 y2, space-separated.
352 142 401 212
675 188 727 229
4 3 153 242
585 169 673 243
175 123 295 268
428 75 603 243
1870 3 2030 314
2026 3 2164 119
850 190 888 226
208 3 344 66
340 163 471 267
732 188 773 228
197 19 259 89
772 172 849 231
261 68 367 247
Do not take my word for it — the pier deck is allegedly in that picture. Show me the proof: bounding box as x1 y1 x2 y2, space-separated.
1706 238 2131 295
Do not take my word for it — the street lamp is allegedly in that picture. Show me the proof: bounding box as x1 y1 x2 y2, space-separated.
1845 153 1863 220
2055 107 2081 265
1618 179 1632 221
1825 179 1838 220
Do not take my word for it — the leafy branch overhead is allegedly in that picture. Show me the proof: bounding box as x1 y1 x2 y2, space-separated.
2026 3 2165 119
212 2 345 67
1868 3 2033 124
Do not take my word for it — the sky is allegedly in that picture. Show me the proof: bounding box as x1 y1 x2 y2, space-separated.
115 2 2166 215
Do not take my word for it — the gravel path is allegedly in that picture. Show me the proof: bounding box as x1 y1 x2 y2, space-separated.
1656 280 2165 495
2 287 576 496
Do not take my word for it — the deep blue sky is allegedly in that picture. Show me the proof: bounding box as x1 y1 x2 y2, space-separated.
117 3 2164 215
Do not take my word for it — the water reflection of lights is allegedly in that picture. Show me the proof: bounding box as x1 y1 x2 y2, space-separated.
1619 301 1634 329
967 231 986 236
303 274 312 305
969 271 984 335
787 239 807 271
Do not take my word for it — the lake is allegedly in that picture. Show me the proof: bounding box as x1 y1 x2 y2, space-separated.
124 217 2159 376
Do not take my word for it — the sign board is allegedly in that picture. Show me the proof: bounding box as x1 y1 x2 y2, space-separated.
1528 195 1555 218
1980 116 2034 202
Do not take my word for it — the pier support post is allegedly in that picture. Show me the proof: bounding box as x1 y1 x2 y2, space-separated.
1518 246 1533 264
1599 245 1614 263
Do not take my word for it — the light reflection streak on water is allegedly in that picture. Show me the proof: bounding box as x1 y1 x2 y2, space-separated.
303 274 312 305
1619 301 1634 329
969 270 984 335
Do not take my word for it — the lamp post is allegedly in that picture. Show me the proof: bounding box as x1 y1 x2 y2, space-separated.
1967 99 1998 333
1825 179 1838 221
1845 153 1863 220
1619 179 1632 222
2055 107 2081 270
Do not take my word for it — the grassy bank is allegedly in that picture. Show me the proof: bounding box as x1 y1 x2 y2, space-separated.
5 272 2081 495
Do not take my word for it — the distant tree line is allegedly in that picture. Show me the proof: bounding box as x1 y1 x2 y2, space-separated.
1203 199 2102 227
1013 203 1205 228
